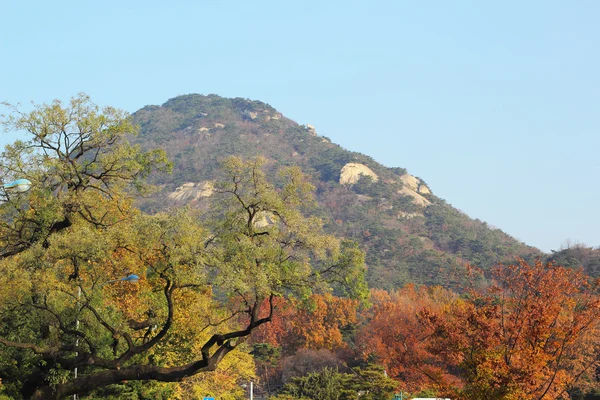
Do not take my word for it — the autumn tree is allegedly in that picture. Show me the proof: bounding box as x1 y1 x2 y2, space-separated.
249 293 360 394
357 286 459 394
287 294 359 352
0 95 368 399
252 294 359 353
428 259 600 400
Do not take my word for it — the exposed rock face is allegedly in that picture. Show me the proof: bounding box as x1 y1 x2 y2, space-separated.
168 181 214 201
398 187 431 207
306 124 317 136
395 174 432 206
339 163 379 185
418 185 431 195
398 211 424 219
400 174 431 194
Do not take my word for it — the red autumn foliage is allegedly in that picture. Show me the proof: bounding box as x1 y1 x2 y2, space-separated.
428 259 600 399
357 285 460 393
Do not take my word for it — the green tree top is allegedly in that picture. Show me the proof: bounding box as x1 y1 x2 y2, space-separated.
207 156 368 303
0 93 171 258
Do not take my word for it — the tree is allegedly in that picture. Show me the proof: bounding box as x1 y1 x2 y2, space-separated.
0 95 368 399
252 294 359 354
249 294 360 395
276 364 397 400
357 286 459 394
277 367 354 400
0 94 170 258
428 260 600 399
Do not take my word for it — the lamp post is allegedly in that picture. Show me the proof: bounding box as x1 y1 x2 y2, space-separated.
73 273 139 400
241 381 254 400
102 274 140 285
3 178 32 193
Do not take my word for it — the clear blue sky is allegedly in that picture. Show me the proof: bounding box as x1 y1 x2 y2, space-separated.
1 1 598 252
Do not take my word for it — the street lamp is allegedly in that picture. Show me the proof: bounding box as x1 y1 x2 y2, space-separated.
3 178 32 193
241 381 254 400
73 273 139 400
102 274 140 285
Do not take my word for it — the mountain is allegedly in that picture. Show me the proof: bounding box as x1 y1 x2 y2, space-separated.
130 94 541 290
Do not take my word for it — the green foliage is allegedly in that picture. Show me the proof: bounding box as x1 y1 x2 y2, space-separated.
88 381 176 400
350 175 376 196
278 365 397 400
424 203 539 268
279 367 354 400
0 94 171 257
346 364 399 400
206 156 368 303
252 343 280 367
390 167 407 176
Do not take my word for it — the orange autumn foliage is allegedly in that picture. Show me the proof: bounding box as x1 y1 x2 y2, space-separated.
428 259 600 399
250 296 293 347
254 261 600 400
290 294 358 350
358 285 459 393
252 294 359 353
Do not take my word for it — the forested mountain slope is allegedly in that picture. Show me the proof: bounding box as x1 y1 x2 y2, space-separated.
131 94 540 289
548 244 600 277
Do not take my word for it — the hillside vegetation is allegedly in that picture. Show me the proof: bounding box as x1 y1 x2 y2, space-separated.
131 94 540 289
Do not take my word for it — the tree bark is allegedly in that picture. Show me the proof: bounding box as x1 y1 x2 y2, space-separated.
28 345 231 400
26 296 274 399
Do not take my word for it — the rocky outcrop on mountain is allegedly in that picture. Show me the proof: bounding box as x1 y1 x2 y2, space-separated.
339 163 379 185
168 181 214 202
398 187 431 206
400 174 431 195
